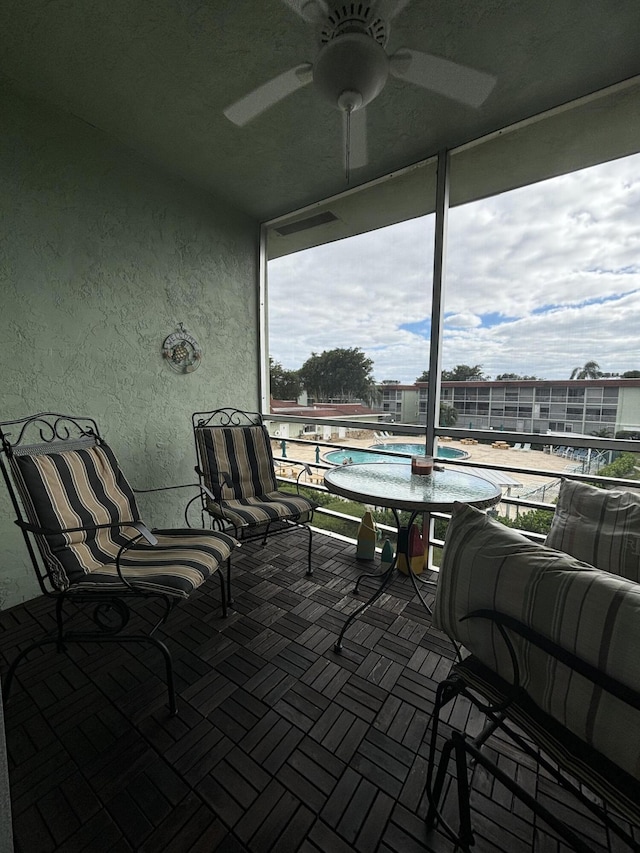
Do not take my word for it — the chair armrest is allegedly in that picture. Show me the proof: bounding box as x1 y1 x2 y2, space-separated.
295 463 312 492
15 518 142 536
465 609 640 713
132 521 158 546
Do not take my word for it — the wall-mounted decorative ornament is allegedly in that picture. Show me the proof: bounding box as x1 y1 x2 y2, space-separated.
162 323 202 373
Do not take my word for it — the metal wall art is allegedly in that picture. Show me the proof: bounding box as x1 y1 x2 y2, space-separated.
162 322 202 373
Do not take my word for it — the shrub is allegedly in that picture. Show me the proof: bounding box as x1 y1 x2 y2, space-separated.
496 508 554 536
595 452 638 480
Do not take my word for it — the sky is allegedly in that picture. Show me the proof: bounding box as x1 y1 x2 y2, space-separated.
267 151 640 384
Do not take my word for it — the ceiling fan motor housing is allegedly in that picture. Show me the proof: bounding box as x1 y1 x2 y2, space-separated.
313 32 389 111
320 3 388 46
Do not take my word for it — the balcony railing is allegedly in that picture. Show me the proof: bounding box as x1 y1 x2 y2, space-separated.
264 413 640 568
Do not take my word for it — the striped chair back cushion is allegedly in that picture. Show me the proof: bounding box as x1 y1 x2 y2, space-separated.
546 479 640 582
11 441 141 588
195 424 277 500
434 503 640 784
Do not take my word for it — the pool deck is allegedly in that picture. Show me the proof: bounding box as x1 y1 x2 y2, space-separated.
277 435 577 503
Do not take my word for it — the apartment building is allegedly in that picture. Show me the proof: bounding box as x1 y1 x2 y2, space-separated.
378 382 420 423
375 379 640 435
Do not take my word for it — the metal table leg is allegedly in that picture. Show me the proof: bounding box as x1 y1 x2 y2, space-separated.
335 508 434 651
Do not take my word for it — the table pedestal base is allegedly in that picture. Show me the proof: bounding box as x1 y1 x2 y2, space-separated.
334 509 436 652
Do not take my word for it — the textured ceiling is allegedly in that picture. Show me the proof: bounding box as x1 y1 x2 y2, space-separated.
2 0 639 221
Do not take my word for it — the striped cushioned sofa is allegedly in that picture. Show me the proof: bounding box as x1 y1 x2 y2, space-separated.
427 481 640 851
192 408 317 575
0 412 237 717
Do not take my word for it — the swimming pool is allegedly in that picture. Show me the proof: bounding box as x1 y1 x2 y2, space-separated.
324 442 467 465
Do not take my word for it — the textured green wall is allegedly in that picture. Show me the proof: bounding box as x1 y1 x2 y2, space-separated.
0 88 259 608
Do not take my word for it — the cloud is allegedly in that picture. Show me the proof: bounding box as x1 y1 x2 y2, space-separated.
445 312 482 329
268 152 640 382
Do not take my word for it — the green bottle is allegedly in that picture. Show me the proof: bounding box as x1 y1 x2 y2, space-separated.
380 537 395 570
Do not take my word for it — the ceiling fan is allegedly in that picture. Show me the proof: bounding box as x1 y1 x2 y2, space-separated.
223 0 497 178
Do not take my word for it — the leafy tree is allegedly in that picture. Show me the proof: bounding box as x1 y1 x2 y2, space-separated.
269 357 302 400
442 364 488 381
416 370 429 382
495 373 540 381
439 403 458 427
570 360 602 380
622 370 640 378
590 427 612 438
299 347 379 404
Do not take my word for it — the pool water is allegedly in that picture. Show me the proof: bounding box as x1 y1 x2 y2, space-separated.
325 442 467 466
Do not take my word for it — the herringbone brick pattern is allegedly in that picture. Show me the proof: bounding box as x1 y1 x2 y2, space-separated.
0 530 626 851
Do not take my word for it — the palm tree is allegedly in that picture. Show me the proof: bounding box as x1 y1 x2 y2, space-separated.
570 360 602 380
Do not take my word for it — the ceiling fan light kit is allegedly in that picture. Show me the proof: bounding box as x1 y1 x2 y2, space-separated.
314 32 389 110
223 1 497 177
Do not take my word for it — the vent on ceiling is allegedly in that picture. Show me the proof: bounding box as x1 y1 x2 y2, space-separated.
275 211 339 236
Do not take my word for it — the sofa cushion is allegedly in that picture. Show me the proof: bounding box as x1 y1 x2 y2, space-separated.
545 479 640 582
433 502 640 782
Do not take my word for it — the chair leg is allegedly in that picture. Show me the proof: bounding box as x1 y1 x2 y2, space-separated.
426 734 455 827
218 571 228 618
425 732 475 851
426 678 462 826
4 632 179 717
140 634 178 717
226 557 233 606
306 524 313 576
2 638 61 704
453 733 474 848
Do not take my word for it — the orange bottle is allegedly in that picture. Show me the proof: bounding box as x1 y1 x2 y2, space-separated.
397 524 425 575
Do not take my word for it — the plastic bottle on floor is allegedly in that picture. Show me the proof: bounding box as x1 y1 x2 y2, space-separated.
397 524 425 575
356 510 377 560
380 538 395 571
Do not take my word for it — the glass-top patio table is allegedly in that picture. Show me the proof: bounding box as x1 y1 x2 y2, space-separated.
324 462 502 651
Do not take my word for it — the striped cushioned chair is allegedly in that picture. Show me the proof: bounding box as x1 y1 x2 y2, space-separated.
0 412 238 716
192 408 317 575
427 502 640 851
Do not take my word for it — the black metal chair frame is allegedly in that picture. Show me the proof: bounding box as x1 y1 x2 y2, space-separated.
0 413 234 717
425 611 640 852
191 407 316 576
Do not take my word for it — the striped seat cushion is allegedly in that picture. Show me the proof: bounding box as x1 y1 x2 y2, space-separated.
434 502 640 784
195 424 278 500
72 529 236 599
11 442 234 597
209 491 315 529
545 479 640 582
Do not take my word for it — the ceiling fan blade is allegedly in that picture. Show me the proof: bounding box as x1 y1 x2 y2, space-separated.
342 107 368 171
389 48 496 107
223 63 313 126
281 0 328 23
374 0 412 20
